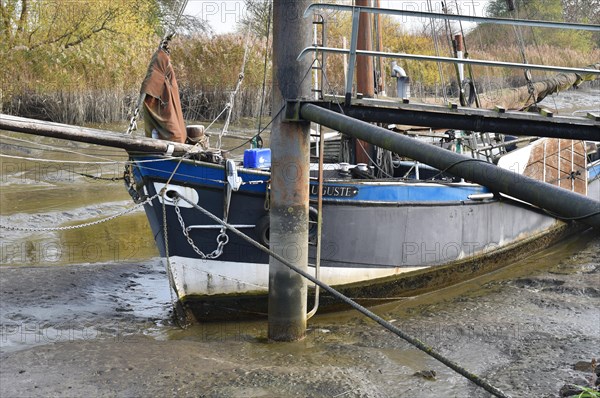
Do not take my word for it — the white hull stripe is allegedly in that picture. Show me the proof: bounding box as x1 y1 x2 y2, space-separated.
166 256 427 299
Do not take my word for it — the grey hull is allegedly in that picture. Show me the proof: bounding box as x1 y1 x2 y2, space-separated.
314 198 561 269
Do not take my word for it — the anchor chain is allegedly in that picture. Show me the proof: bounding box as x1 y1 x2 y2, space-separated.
173 198 229 259
0 194 159 232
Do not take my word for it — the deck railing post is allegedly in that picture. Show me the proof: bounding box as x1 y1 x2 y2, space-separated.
345 7 361 106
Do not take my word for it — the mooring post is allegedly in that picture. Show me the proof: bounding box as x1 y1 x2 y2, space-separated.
268 0 312 341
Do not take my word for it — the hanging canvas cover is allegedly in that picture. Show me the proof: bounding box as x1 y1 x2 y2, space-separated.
140 48 187 143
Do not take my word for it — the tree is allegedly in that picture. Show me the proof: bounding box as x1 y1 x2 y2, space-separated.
238 0 272 38
0 0 166 100
479 0 594 51
561 0 600 45
154 0 209 37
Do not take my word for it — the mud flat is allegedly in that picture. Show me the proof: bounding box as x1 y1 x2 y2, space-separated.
1 231 598 397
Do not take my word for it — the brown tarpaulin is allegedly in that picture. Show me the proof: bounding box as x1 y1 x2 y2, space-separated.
140 48 187 143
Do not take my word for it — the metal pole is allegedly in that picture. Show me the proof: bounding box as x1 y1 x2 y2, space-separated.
298 47 600 76
304 3 600 32
374 0 385 96
300 103 600 229
344 8 361 105
269 0 312 341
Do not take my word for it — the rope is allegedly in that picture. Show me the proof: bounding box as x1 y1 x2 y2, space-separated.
74 171 125 181
427 157 490 181
173 192 511 398
170 0 190 36
226 105 285 153
454 0 481 107
222 42 317 154
0 153 178 165
356 139 393 178
509 4 536 109
427 0 448 102
218 30 254 150
257 0 273 138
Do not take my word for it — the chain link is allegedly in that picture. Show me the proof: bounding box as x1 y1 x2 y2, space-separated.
173 198 229 259
125 107 140 135
161 192 179 309
0 194 159 232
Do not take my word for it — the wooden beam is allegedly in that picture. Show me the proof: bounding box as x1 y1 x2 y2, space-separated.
0 114 198 156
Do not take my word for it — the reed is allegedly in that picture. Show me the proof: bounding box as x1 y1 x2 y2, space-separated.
2 84 274 127
3 89 138 125
178 85 272 124
2 32 596 125
468 44 600 82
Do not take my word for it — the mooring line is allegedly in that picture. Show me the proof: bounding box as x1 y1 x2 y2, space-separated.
173 192 511 398
0 153 179 165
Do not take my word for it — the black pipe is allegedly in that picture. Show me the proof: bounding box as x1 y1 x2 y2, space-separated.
300 103 600 228
320 104 600 141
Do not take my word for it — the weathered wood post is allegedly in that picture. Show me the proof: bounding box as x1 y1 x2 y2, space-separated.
268 0 312 341
354 0 375 165
356 0 374 99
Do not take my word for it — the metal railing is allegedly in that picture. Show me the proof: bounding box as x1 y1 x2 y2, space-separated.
300 3 600 105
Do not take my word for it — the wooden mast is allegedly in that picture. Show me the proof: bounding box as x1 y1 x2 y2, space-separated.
356 0 375 99
374 0 385 96
354 0 375 165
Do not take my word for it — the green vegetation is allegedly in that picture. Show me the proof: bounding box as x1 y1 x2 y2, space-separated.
0 0 598 125
170 34 271 122
466 0 599 86
1 0 162 123
1 0 161 91
472 0 596 52
573 385 600 398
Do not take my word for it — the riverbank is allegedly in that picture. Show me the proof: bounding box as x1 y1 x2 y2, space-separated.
1 231 598 397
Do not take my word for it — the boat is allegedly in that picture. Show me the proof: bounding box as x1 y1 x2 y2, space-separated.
2 3 598 324
121 9 600 321
126 128 599 321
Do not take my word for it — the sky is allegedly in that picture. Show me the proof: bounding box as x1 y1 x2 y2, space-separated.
184 0 247 34
183 0 491 34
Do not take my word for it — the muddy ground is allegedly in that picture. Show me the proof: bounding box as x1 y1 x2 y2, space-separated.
0 231 598 397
